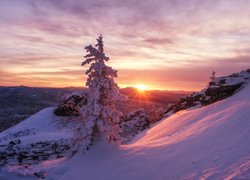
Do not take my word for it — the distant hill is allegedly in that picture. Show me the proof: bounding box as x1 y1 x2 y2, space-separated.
0 86 76 132
121 87 190 105
0 86 189 132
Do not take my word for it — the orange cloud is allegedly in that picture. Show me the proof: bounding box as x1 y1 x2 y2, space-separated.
0 0 250 90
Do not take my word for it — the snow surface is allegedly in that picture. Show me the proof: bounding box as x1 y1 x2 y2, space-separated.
52 83 250 180
0 107 72 144
0 108 73 179
1 82 250 179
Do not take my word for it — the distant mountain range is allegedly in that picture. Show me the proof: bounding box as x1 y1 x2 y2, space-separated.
0 86 190 132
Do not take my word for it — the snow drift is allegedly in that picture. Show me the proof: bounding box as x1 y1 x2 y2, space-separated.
54 81 250 180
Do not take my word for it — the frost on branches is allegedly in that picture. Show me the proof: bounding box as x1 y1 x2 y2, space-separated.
78 35 124 145
120 109 149 143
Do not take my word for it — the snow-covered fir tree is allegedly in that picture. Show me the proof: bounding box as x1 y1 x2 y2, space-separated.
210 71 216 81
79 35 124 144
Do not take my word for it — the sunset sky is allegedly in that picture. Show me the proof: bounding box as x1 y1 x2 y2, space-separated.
0 0 250 91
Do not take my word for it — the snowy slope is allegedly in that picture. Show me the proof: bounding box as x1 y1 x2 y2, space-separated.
1 74 250 179
165 69 250 116
47 82 250 179
0 107 72 144
0 108 73 179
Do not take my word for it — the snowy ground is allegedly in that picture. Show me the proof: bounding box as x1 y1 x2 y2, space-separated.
1 81 249 179
51 82 250 180
0 108 73 179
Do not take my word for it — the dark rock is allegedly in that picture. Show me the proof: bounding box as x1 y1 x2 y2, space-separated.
120 109 149 142
54 92 88 116
8 139 21 145
219 79 226 84
7 152 17 157
165 83 243 115
57 155 64 158
2 138 72 166
0 155 7 166
204 83 243 104
34 171 46 179
17 154 26 164
229 73 239 77
31 155 39 160
0 154 7 163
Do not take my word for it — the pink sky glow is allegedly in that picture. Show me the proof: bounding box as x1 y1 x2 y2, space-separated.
0 0 250 90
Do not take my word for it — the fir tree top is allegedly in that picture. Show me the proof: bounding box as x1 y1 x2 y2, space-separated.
82 35 109 67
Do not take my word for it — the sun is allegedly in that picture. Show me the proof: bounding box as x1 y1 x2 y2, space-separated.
134 84 148 92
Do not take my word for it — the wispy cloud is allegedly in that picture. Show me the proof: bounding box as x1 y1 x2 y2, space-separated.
0 0 250 90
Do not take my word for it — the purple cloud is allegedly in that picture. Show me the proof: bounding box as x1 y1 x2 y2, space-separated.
0 0 250 90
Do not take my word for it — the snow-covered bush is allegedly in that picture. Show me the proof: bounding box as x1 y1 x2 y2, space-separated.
120 109 149 142
147 107 165 123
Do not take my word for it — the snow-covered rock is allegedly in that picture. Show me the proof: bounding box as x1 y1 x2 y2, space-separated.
54 92 88 117
120 109 149 142
165 69 250 116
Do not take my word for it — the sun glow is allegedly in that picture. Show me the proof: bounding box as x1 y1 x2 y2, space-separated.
134 84 148 92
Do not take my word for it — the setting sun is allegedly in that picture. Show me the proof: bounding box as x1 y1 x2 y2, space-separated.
134 84 148 92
